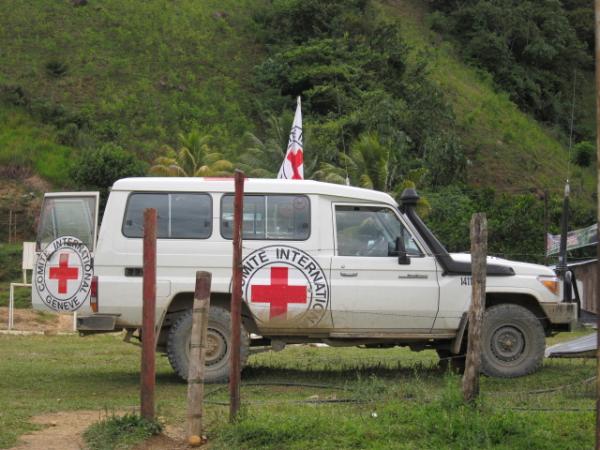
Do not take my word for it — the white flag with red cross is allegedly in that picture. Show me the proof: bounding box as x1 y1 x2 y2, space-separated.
277 96 304 180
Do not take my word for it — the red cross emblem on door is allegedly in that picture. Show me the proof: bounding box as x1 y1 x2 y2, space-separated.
251 267 307 319
49 253 79 294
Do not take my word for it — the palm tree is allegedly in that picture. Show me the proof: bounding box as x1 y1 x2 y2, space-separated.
237 115 286 178
314 132 402 191
313 132 431 215
149 130 234 177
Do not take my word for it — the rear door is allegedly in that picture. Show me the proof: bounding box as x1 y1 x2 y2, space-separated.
32 192 100 313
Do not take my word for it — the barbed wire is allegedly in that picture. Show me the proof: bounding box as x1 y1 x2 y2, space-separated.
197 373 597 410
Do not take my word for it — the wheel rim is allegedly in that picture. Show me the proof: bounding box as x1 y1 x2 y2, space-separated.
490 325 526 363
186 327 229 367
205 328 228 366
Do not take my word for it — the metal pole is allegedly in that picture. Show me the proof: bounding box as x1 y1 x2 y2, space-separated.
543 190 549 265
8 284 14 330
187 271 212 444
141 208 157 421
560 182 572 301
462 213 487 403
594 1 600 447
229 170 245 422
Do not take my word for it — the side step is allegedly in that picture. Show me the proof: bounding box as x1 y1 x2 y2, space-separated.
77 314 118 331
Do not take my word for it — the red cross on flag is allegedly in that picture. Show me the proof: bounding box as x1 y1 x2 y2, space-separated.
277 96 304 180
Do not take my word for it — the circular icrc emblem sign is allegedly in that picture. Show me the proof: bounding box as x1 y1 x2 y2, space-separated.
241 245 330 326
35 236 93 312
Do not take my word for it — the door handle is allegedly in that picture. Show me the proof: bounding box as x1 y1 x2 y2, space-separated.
398 274 428 279
340 271 358 277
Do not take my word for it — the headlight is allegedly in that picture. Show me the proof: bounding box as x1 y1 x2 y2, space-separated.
537 276 560 296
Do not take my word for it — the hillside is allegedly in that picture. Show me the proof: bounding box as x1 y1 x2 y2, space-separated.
386 0 595 198
0 0 595 259
0 0 258 166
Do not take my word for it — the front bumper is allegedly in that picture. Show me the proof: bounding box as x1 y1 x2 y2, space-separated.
540 302 578 330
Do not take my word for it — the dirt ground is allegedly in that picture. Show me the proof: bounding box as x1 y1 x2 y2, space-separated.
0 307 75 333
9 410 188 450
10 411 102 450
1 309 197 449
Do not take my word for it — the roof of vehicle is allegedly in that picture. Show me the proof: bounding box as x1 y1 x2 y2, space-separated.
112 177 398 206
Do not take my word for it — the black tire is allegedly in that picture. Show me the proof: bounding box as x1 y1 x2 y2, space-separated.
436 349 466 373
481 304 545 378
166 307 249 383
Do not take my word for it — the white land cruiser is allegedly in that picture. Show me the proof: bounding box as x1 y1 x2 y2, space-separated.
32 178 577 381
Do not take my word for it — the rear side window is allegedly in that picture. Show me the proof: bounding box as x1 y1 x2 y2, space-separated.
221 194 310 240
123 193 212 239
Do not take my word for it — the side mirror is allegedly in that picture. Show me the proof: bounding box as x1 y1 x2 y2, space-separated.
396 236 410 265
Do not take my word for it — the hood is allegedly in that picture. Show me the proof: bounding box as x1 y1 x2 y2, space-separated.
450 253 555 277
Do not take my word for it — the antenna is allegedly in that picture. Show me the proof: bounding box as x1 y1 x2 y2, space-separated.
334 76 350 186
566 68 577 180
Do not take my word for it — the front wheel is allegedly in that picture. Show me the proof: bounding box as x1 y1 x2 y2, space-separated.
166 307 249 383
481 304 545 378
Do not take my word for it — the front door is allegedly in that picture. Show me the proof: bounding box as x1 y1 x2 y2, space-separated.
330 204 439 332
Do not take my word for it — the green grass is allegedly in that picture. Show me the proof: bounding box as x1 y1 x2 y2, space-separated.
0 0 259 167
83 413 162 450
0 107 72 185
0 331 595 449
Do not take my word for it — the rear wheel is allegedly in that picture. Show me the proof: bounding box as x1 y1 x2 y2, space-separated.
481 304 545 378
166 307 249 383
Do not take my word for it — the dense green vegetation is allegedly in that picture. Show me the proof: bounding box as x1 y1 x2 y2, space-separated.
429 0 594 140
0 0 595 262
252 0 464 190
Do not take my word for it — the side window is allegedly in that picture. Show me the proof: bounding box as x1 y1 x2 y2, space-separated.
170 194 212 238
221 195 266 239
335 205 421 257
267 195 310 239
123 194 169 238
123 193 212 239
221 194 310 240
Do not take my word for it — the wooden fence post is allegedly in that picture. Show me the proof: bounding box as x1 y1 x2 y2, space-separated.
187 271 212 445
141 208 157 421
462 212 487 403
230 169 245 422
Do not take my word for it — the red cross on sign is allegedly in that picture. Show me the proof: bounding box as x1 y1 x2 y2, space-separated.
251 267 307 319
49 253 79 294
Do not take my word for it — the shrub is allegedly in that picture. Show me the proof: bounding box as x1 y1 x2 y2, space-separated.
572 141 595 167
71 144 147 208
45 60 68 78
